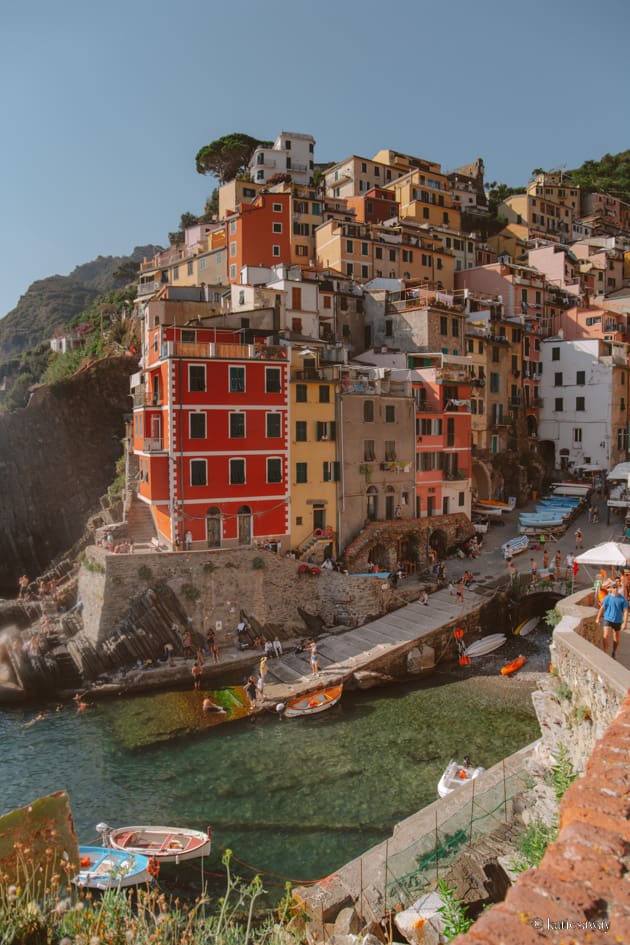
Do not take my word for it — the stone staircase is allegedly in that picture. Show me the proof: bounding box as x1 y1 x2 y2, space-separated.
126 494 157 546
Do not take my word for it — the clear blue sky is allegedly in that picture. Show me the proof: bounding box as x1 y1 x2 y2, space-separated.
1 0 628 320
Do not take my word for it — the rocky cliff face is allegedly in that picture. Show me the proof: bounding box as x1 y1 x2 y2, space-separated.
0 356 135 595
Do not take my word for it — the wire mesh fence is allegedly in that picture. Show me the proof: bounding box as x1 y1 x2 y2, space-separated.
383 763 531 911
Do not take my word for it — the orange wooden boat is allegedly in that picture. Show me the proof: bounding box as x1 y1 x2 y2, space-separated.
501 655 526 676
284 684 343 717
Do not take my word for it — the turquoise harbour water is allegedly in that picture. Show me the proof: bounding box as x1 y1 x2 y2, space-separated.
0 665 541 894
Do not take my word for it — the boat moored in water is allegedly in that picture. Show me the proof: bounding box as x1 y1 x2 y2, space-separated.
73 845 152 889
438 758 485 797
108 825 212 863
283 684 343 718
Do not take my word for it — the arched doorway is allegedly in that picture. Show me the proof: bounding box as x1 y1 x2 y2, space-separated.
368 542 387 570
237 505 252 545
206 507 221 548
366 486 378 521
429 528 448 560
472 460 492 500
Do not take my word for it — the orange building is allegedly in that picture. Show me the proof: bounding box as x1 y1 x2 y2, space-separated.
225 193 292 282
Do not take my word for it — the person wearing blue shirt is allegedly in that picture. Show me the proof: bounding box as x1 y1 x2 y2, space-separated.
596 584 628 659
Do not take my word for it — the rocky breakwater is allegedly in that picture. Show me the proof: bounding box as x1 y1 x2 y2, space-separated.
0 355 136 596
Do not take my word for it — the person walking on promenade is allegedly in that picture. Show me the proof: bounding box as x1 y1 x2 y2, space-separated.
192 661 202 690
575 528 583 550
596 583 628 658
456 577 465 604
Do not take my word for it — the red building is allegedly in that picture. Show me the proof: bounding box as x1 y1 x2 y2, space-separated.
409 354 473 518
132 325 289 549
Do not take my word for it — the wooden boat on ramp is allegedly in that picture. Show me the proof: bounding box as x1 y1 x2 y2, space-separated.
73 845 152 889
438 758 485 797
108 825 212 863
284 684 343 718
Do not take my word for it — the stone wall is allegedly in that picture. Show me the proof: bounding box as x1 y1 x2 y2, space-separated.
79 545 396 647
0 357 135 595
342 513 475 572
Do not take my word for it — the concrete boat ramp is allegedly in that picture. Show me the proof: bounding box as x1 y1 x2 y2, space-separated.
263 581 497 699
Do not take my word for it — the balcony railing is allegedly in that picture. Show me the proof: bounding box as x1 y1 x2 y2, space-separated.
142 437 166 452
137 280 160 297
292 366 340 381
133 388 157 407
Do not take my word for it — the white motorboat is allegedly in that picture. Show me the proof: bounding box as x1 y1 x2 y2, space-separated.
463 634 506 658
108 825 212 864
438 759 485 797
73 845 152 889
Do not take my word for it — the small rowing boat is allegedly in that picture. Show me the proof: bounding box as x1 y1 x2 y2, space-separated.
501 655 527 676
514 618 538 637
108 825 212 863
283 684 343 718
438 758 485 797
502 535 529 559
463 634 506 658
73 845 152 889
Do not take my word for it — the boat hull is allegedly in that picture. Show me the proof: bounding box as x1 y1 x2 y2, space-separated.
501 655 527 676
109 826 212 863
284 684 343 718
74 845 151 889
463 634 506 657
515 618 539 637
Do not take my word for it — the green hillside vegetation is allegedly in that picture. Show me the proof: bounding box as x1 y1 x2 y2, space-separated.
0 245 161 363
568 149 630 200
0 287 137 412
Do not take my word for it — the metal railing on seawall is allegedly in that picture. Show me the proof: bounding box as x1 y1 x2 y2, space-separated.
382 756 532 912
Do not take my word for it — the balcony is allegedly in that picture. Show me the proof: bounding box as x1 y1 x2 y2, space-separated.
436 369 469 384
380 461 412 473
292 366 340 382
137 280 160 297
142 437 166 452
133 388 157 407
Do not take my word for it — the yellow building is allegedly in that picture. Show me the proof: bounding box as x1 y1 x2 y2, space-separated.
289 347 340 558
218 179 262 219
387 167 462 232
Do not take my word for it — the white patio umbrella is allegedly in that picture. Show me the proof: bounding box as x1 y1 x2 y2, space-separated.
574 542 630 567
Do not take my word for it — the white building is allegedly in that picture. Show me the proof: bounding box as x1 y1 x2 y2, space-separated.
248 132 315 186
538 337 629 471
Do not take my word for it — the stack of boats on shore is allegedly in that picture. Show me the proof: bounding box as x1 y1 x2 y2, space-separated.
518 484 590 535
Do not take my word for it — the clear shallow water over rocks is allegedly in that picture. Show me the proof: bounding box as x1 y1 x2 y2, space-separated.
0 641 544 890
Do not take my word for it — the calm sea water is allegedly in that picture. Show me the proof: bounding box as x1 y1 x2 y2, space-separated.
0 663 541 893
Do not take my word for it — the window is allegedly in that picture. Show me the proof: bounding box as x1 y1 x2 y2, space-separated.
272 222 282 233
385 405 395 423
576 397 585 411
389 249 396 261
346 239 354 253
266 413 282 437
267 458 282 483
295 420 307 441
361 242 369 256
296 384 307 403
266 368 282 393
189 365 206 392
230 264 237 279
375 247 383 259
439 316 448 335
364 400 374 422
323 461 340 482
458 491 465 507
490 373 499 393
191 459 207 486
402 249 413 263
230 413 245 438
554 372 563 387
363 440 375 461
230 459 245 484
319 385 330 403
492 346 500 363
230 241 237 257
272 245 281 257
229 366 245 392
385 440 396 461
316 421 335 441
272 202 283 212
552 347 560 361
296 462 308 483
296 244 308 256
190 413 206 439
385 319 393 336
451 318 459 337
555 398 564 411
576 370 585 385
573 428 582 443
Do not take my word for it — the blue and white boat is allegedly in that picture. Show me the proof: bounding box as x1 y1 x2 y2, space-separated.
73 845 152 890
502 535 529 559
519 513 565 525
